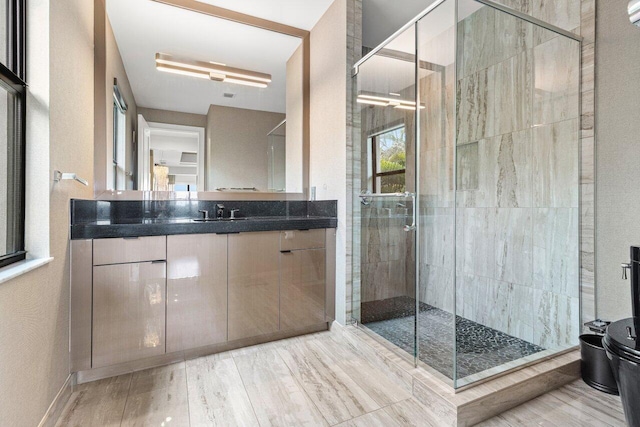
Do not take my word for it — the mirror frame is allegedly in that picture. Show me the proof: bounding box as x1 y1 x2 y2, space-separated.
94 0 310 200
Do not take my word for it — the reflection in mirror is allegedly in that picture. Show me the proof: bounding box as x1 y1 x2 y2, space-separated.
104 0 304 193
267 119 286 192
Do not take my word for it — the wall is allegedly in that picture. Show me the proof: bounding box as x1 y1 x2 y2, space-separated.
310 0 360 325
495 0 596 339
206 105 284 191
0 0 95 426
357 75 415 306
596 0 640 320
105 14 137 190
138 106 207 128
286 44 304 193
452 5 581 349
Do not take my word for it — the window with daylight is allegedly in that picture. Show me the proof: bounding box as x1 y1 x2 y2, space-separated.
0 0 27 268
370 126 406 193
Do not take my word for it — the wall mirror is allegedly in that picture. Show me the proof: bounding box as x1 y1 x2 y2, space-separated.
96 0 309 197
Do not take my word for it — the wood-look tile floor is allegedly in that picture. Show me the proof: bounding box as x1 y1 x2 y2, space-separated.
55 330 626 427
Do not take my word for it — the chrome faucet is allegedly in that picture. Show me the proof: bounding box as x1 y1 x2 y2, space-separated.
230 209 240 220
215 204 225 219
198 209 209 220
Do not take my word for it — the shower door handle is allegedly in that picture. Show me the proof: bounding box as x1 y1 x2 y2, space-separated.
404 192 416 232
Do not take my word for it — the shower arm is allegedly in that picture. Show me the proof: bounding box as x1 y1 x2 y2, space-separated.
358 192 417 232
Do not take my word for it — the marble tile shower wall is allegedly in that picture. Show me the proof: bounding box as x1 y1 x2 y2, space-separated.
436 3 580 349
489 2 597 334
360 201 415 303
348 0 596 342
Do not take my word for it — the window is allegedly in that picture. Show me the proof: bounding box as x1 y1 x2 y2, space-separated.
370 126 406 193
113 79 128 190
0 0 26 268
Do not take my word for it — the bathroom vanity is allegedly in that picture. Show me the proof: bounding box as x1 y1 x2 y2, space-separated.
69 199 337 382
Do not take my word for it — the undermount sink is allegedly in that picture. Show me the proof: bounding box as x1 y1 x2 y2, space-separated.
192 217 250 222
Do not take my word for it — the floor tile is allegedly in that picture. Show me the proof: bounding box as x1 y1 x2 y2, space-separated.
277 340 380 425
334 408 403 427
186 353 259 427
55 375 131 427
233 348 329 427
129 362 186 395
121 381 190 427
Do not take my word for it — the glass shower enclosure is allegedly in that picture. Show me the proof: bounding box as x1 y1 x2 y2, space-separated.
352 0 581 388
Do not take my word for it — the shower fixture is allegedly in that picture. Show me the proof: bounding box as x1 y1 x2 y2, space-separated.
630 0 640 26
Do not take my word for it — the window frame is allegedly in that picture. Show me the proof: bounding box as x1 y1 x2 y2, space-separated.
0 0 27 269
371 125 406 194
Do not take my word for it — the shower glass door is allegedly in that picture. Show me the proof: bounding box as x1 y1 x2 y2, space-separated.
415 0 457 382
353 0 580 388
352 23 419 363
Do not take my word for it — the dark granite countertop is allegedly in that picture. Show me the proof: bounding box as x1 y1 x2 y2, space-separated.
71 216 337 240
70 199 338 240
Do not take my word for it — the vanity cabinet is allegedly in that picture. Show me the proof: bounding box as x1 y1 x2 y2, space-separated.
280 230 326 330
70 228 336 377
228 231 281 341
166 234 228 353
92 261 167 368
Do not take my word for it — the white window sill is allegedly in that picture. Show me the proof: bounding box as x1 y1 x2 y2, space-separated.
0 257 54 285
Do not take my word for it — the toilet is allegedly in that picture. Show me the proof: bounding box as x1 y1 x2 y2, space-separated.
603 318 640 427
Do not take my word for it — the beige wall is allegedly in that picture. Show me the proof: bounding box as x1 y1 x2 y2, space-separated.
596 0 640 320
105 14 137 190
0 0 95 426
105 14 138 190
206 105 284 191
138 106 207 128
286 44 304 193
310 0 349 324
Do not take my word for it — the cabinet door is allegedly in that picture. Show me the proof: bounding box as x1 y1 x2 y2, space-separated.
228 232 280 341
166 234 227 353
280 249 326 330
92 262 166 368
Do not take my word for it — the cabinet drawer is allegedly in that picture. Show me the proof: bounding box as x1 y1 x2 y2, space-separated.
93 236 166 265
280 229 325 251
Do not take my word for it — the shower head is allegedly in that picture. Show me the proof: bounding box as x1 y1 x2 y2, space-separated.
630 0 640 27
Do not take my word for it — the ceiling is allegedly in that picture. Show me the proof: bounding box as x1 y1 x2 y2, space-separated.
358 0 483 95
195 0 335 30
362 0 482 49
106 0 334 116
363 0 439 48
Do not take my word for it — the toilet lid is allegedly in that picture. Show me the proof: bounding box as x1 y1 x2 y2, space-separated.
604 317 640 362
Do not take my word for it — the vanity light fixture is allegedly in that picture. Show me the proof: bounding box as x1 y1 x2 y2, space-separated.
156 64 210 80
630 0 640 26
155 53 271 88
356 98 388 107
357 92 425 110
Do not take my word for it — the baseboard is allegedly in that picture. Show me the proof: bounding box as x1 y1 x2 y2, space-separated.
38 373 74 427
